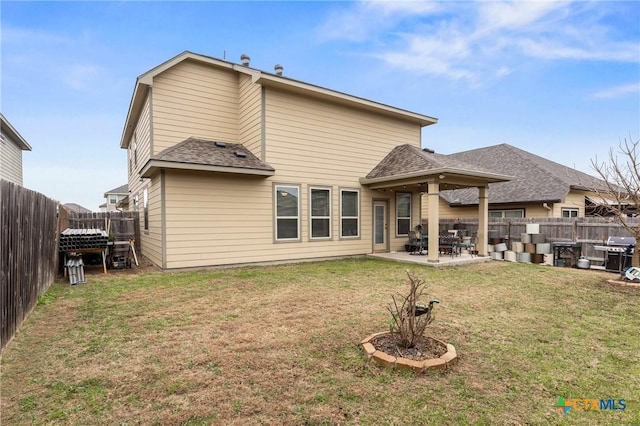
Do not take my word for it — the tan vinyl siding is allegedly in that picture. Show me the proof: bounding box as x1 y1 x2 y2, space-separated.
264 88 420 257
264 88 420 183
143 174 163 267
163 171 384 269
136 94 152 174
152 60 239 154
0 137 24 185
126 93 156 262
238 74 262 156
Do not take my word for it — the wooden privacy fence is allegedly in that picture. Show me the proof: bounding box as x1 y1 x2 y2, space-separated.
67 211 140 251
428 217 638 261
1 180 59 353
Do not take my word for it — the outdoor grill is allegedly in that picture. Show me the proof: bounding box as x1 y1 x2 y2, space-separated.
594 236 635 272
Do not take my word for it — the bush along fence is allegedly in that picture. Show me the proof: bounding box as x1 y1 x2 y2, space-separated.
428 217 638 265
1 180 59 353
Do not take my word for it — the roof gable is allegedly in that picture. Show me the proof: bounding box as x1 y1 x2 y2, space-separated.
0 113 32 151
105 184 128 196
366 144 500 180
361 144 511 189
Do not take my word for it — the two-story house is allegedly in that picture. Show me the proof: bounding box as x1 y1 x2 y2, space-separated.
120 51 510 269
0 113 32 186
100 184 128 212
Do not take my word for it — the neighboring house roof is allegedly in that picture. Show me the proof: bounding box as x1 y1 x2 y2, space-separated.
361 144 512 188
62 203 91 214
0 113 32 151
440 143 607 206
104 184 128 197
140 137 276 178
121 51 438 149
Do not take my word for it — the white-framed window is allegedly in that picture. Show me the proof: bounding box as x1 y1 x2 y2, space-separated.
143 188 149 231
340 189 360 238
489 209 525 219
133 194 139 212
132 133 138 166
562 208 579 218
275 184 300 241
310 187 331 239
396 193 411 236
109 195 117 204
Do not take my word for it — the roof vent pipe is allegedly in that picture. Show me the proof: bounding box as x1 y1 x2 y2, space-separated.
240 54 250 66
274 64 283 75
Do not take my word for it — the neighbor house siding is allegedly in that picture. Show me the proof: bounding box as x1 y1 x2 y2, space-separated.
434 200 574 219
0 137 24 185
238 74 262 158
151 60 239 155
555 190 586 217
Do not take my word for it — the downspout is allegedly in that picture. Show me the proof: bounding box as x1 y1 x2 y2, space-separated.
543 203 552 217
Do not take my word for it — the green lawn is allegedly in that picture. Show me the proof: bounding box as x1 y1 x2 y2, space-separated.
1 258 638 425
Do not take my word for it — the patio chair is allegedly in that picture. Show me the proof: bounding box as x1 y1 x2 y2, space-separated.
407 226 426 255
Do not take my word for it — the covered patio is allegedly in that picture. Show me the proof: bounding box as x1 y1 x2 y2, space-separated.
361 144 512 264
368 250 491 267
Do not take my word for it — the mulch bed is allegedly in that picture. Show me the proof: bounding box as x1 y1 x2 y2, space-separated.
370 333 447 361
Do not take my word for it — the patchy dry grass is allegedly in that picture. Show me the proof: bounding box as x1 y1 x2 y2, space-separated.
1 258 639 425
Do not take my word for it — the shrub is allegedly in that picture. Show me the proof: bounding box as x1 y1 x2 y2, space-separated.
388 272 439 348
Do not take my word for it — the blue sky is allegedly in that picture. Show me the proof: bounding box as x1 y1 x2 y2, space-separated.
2 1 639 210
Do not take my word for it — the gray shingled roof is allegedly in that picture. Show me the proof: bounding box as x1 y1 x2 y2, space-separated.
365 144 502 180
105 184 128 195
63 203 92 214
440 143 607 205
150 137 274 172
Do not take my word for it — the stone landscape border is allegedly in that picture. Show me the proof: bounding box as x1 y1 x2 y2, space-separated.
606 279 640 289
360 332 457 374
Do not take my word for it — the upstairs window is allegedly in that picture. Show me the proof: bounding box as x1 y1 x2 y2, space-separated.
132 133 138 166
143 187 149 230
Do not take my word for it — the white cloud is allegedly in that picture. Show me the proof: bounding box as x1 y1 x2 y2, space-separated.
516 38 640 62
592 82 640 99
495 67 512 78
64 64 105 91
1 26 72 44
317 1 640 87
318 0 441 42
476 1 569 32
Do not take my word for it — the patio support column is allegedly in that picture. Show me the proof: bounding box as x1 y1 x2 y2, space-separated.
478 185 489 257
427 182 440 263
